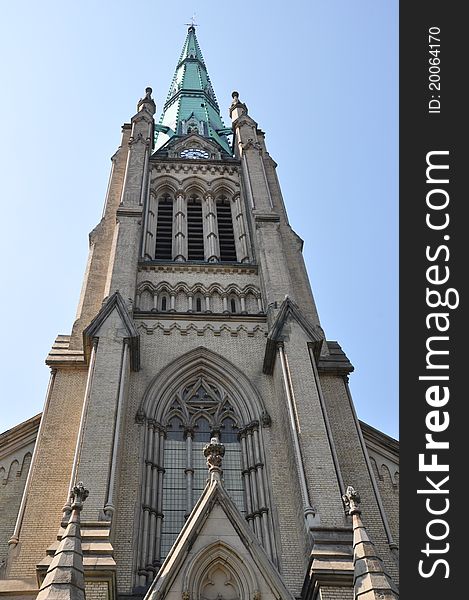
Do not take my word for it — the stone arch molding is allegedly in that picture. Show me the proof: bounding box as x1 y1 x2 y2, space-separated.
138 347 270 426
183 541 258 600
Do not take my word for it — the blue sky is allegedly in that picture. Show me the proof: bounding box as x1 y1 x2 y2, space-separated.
0 0 398 438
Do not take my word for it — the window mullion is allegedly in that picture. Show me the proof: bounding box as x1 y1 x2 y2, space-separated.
185 430 194 516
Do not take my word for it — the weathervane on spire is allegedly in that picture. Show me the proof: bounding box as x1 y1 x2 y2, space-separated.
185 14 198 29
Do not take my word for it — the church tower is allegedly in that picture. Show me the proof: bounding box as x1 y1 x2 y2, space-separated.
0 26 399 600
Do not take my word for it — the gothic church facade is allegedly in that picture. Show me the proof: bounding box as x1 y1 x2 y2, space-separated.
0 26 398 600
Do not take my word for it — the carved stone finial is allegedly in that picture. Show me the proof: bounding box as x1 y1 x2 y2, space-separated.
229 91 248 119
137 86 156 115
203 436 225 475
71 482 89 511
342 485 361 515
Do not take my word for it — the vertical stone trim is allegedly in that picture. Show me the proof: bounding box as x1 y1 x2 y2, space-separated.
232 193 250 263
241 155 255 209
63 341 98 518
152 291 158 312
138 421 165 585
103 341 130 520
139 421 153 582
277 344 318 532
139 145 150 206
135 291 141 311
260 157 273 209
238 422 275 563
147 423 160 573
185 430 194 515
174 191 187 261
8 369 57 547
155 429 165 567
240 295 247 314
169 293 176 312
204 192 219 262
222 294 229 313
239 433 254 533
257 296 264 313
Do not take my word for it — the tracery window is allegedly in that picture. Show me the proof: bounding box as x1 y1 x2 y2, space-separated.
160 378 244 558
137 354 277 588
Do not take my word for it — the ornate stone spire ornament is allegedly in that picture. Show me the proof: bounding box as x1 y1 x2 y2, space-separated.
137 87 156 115
343 486 398 600
203 436 225 482
36 483 89 600
229 90 248 119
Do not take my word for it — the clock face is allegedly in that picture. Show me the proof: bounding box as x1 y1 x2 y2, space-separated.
180 148 209 159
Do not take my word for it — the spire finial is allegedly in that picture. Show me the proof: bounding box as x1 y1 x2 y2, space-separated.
137 86 156 116
343 485 399 599
185 14 198 30
203 436 225 482
342 485 361 515
71 481 89 512
36 483 89 600
229 91 248 120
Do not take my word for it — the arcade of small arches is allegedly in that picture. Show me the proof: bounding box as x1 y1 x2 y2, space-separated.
135 350 276 587
142 182 250 264
135 282 263 315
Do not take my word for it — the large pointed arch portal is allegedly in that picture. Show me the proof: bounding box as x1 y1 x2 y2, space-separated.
135 348 276 587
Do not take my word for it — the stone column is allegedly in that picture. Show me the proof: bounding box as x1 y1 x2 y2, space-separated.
174 190 187 261
204 192 219 262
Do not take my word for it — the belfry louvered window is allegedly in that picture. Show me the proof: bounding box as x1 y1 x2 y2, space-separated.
154 195 173 259
216 197 237 262
187 196 204 260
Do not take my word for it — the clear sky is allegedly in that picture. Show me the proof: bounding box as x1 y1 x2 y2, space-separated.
0 0 398 438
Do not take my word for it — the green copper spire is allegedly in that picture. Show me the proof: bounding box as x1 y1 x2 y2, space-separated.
154 26 232 155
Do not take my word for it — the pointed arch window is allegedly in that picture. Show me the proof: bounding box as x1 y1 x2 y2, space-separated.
216 196 237 262
137 367 277 587
159 379 244 560
155 194 173 260
230 297 237 314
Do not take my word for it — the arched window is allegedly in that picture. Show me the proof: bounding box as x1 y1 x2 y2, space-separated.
155 194 173 260
230 297 237 314
137 356 277 587
187 195 204 260
160 379 244 561
216 197 237 262
194 295 203 313
160 295 168 312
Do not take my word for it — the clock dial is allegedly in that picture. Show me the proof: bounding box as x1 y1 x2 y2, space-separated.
180 148 209 159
